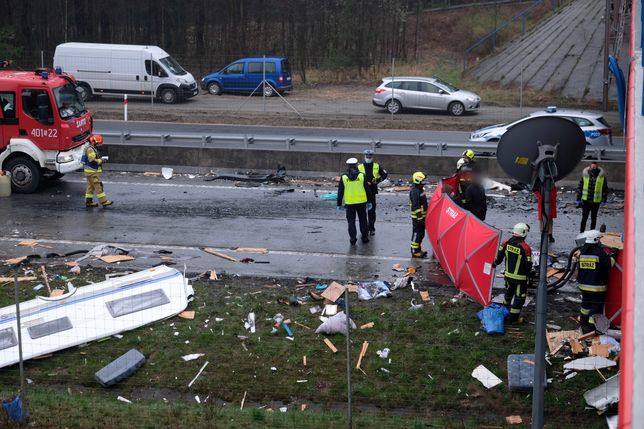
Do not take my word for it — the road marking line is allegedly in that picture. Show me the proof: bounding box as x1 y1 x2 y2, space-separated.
0 237 409 262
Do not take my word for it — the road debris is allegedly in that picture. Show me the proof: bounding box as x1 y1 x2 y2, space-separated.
178 310 195 320
4 256 28 265
323 338 338 353
356 341 369 371
315 312 356 335
360 322 374 330
188 361 209 387
471 365 503 389
203 248 238 262
117 396 132 404
95 348 145 387
161 167 174 180
97 255 135 264
357 281 391 300
209 270 219 280
244 312 256 333
236 247 269 254
584 374 619 412
321 281 345 302
563 356 617 371
0 276 37 282
376 348 390 359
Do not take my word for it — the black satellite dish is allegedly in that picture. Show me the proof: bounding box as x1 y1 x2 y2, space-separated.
497 116 586 185
495 115 586 429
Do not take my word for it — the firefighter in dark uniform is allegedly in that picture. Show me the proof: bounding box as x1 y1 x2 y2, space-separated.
358 149 388 235
456 165 487 221
576 230 615 333
493 223 532 323
337 157 371 245
82 134 113 208
576 162 608 233
409 171 428 258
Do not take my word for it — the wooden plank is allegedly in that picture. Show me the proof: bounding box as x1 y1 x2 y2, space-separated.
18 239 38 247
570 340 585 354
41 266 52 295
323 338 338 353
178 310 195 320
600 232 623 250
321 281 345 302
356 341 369 370
0 276 37 282
578 331 598 341
97 255 135 264
589 344 611 357
360 322 374 330
203 248 238 262
235 247 269 254
4 256 27 265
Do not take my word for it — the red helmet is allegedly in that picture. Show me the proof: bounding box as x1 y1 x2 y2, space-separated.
89 134 103 145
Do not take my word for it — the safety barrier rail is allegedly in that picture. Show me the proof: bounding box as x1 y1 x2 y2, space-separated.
100 130 625 160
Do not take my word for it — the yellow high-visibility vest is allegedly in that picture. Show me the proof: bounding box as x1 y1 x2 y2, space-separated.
358 163 380 181
582 175 604 203
342 173 368 205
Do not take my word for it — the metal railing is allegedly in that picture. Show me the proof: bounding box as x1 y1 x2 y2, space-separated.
463 0 545 70
100 130 625 160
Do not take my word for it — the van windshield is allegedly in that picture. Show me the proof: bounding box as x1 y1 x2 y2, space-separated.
53 83 87 119
159 56 187 75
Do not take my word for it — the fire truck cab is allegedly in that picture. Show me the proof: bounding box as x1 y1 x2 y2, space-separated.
0 68 92 193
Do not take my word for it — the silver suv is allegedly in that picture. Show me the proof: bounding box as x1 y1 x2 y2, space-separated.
372 76 481 116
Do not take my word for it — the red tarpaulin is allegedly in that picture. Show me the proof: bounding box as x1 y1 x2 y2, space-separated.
605 250 623 327
426 180 501 306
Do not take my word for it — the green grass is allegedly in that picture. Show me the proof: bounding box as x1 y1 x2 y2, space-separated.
0 266 610 428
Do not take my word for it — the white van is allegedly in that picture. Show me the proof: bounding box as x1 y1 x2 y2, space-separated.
53 43 198 104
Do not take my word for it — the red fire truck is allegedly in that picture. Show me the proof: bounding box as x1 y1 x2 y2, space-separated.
0 68 93 193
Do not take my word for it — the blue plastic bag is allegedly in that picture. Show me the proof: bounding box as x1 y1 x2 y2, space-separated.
3 394 28 424
476 304 510 335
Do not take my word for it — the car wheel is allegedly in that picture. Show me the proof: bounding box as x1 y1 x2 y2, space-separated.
160 88 178 104
263 84 275 97
448 101 465 116
386 99 402 114
5 156 42 193
207 82 222 95
77 83 93 102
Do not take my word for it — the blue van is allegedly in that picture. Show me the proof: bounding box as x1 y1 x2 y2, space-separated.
200 57 292 96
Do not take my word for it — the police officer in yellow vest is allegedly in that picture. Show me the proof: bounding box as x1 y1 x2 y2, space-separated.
337 158 372 245
576 230 615 333
358 149 388 235
576 162 608 232
82 134 113 208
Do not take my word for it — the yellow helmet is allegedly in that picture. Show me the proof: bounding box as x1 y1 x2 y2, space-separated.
463 149 475 160
412 171 426 185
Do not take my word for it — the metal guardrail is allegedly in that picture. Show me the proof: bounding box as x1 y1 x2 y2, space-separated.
100 130 626 160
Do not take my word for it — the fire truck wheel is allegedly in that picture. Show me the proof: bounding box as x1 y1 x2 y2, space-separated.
5 156 42 193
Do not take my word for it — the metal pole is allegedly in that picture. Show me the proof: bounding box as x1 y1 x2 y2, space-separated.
40 51 44 68
602 0 610 111
263 55 266 113
124 94 128 121
151 53 154 106
531 174 552 429
390 57 395 121
64 0 68 43
520 55 524 117
14 275 25 394
345 287 352 429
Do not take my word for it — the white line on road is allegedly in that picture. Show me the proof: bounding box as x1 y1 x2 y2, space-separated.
0 237 410 263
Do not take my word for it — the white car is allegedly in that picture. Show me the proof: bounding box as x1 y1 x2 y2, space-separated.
469 108 613 146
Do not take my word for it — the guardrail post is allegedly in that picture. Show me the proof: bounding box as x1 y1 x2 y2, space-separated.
161 134 169 146
415 142 425 155
120 131 124 144
328 139 337 152
286 138 294 150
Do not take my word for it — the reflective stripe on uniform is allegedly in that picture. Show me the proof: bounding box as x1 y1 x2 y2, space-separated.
578 283 607 292
580 308 590 315
342 174 368 204
504 244 528 280
411 242 420 249
411 207 426 220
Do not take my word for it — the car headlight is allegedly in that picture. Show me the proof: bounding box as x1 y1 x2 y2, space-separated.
466 97 476 102
57 154 74 163
179 78 190 84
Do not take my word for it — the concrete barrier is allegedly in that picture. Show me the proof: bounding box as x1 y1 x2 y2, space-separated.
104 144 626 186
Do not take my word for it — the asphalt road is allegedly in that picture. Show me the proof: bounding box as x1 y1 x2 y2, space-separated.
0 172 624 287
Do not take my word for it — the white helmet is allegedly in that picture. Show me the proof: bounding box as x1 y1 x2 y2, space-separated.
585 230 602 244
512 223 530 238
456 158 466 171
346 157 358 165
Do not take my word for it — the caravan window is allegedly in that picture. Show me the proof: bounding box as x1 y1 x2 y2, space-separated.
145 60 168 78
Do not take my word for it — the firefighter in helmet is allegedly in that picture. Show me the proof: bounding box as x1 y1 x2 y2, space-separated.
456 149 478 173
82 134 113 208
493 223 533 323
576 230 615 333
409 171 428 258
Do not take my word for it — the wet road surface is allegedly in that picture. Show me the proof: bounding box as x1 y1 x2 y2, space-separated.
0 172 624 287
